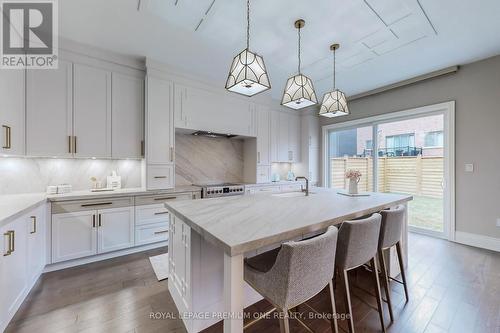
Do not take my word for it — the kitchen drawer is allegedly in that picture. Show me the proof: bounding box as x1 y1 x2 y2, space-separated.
135 204 169 226
146 165 174 190
280 184 303 192
135 222 169 246
135 192 193 206
52 197 133 214
251 185 281 194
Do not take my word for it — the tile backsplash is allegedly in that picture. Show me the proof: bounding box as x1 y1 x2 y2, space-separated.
175 133 244 186
0 158 142 195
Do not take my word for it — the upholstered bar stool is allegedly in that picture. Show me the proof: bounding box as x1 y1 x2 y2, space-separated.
336 213 385 333
244 226 339 333
378 205 409 322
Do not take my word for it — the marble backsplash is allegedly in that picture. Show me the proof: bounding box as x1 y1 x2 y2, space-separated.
0 158 142 195
175 134 244 186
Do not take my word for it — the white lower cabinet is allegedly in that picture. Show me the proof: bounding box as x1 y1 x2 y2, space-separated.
169 214 191 313
0 203 46 333
135 222 169 246
52 204 134 263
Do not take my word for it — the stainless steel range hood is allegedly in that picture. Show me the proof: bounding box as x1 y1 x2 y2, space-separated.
191 131 237 139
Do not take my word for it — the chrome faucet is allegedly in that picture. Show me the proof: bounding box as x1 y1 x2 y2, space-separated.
295 176 309 196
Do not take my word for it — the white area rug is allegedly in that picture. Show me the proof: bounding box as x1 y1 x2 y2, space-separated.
149 253 169 281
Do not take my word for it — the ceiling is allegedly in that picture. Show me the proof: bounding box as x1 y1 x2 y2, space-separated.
59 0 500 101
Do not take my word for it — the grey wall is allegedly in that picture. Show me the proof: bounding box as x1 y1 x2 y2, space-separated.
319 55 500 239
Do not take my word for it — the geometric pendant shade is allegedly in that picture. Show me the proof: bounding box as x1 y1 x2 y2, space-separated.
318 89 349 117
281 73 317 109
225 48 271 96
281 19 317 110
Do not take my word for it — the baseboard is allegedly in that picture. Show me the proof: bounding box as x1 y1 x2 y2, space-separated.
455 231 500 252
44 241 168 272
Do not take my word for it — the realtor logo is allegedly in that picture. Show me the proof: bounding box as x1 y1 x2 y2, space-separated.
1 0 58 69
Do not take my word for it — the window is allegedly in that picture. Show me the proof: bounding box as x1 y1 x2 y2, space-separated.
366 140 373 149
425 131 444 147
385 133 415 149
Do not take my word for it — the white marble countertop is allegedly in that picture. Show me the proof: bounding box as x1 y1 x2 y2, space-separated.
0 186 202 227
0 193 47 227
244 180 305 187
165 188 412 256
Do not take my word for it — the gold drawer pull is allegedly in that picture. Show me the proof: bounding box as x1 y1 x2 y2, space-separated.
154 211 169 215
2 125 11 149
154 196 177 201
3 231 14 256
81 202 112 207
154 176 167 179
68 136 72 153
30 216 37 234
154 230 168 235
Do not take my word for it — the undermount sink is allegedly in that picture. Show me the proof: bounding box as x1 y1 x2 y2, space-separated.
272 191 315 198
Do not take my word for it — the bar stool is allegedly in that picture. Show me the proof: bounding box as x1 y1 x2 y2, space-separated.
244 226 339 333
378 205 409 323
336 213 385 333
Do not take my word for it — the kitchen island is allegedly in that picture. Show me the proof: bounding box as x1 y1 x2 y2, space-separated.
165 188 412 333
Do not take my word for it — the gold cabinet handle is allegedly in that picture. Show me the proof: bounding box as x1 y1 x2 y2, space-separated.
154 196 176 201
3 231 13 256
92 214 96 228
2 125 11 149
141 140 144 157
98 214 102 227
68 136 72 154
73 136 77 154
30 216 37 234
154 230 168 235
154 211 168 215
81 202 112 207
169 147 174 162
257 151 260 164
153 176 167 179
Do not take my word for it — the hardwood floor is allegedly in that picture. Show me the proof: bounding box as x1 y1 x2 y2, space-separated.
6 234 500 333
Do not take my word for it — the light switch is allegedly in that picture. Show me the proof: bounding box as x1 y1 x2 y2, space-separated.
465 164 474 172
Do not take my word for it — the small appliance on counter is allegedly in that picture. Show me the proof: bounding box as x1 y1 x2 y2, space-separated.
194 183 245 199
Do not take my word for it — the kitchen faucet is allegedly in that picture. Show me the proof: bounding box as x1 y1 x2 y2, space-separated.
295 176 309 196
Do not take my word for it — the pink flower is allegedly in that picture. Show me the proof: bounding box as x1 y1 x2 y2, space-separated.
345 169 362 180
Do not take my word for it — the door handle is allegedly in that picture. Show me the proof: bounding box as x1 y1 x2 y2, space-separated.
2 125 11 149
30 216 37 234
92 214 96 228
98 214 102 227
68 136 72 154
73 136 77 154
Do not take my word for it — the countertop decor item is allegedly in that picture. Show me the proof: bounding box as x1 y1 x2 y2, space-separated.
345 169 361 195
319 43 350 118
281 19 318 109
225 0 270 96
107 170 121 189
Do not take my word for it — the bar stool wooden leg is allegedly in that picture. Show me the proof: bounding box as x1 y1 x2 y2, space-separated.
396 241 409 302
371 258 386 333
341 270 355 333
378 249 394 322
328 281 339 333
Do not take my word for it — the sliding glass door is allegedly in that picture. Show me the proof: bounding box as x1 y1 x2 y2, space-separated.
324 103 454 239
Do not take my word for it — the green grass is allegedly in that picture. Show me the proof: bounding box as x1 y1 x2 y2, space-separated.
407 195 443 232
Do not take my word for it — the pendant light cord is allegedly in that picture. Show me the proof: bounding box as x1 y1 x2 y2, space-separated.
246 0 250 50
333 47 336 89
297 26 301 74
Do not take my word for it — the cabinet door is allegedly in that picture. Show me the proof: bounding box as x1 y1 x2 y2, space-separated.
270 111 279 162
112 73 144 159
256 165 271 183
278 112 289 162
257 107 271 165
97 207 134 253
52 211 97 263
26 60 73 157
288 114 300 162
146 76 173 164
73 64 112 158
0 69 25 155
26 205 46 285
0 216 28 323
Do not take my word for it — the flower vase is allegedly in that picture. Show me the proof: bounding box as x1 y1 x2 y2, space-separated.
348 178 359 195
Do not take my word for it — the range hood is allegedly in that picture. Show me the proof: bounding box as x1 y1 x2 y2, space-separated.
192 131 237 139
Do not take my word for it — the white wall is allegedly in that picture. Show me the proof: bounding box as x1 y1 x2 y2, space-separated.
0 158 142 194
319 54 500 240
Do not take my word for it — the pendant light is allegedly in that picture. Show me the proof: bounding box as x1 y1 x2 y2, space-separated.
225 0 270 96
319 43 350 117
281 19 317 110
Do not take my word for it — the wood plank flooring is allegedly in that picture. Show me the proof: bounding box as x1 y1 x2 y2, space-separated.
6 233 500 333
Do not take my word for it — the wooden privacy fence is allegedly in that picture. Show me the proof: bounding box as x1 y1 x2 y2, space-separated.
331 156 444 198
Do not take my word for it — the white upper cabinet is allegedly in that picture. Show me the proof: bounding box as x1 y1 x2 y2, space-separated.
278 112 289 162
112 73 144 159
146 76 174 165
73 64 112 158
0 69 25 156
26 60 73 157
270 111 301 163
256 107 271 165
288 113 300 163
175 84 255 136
